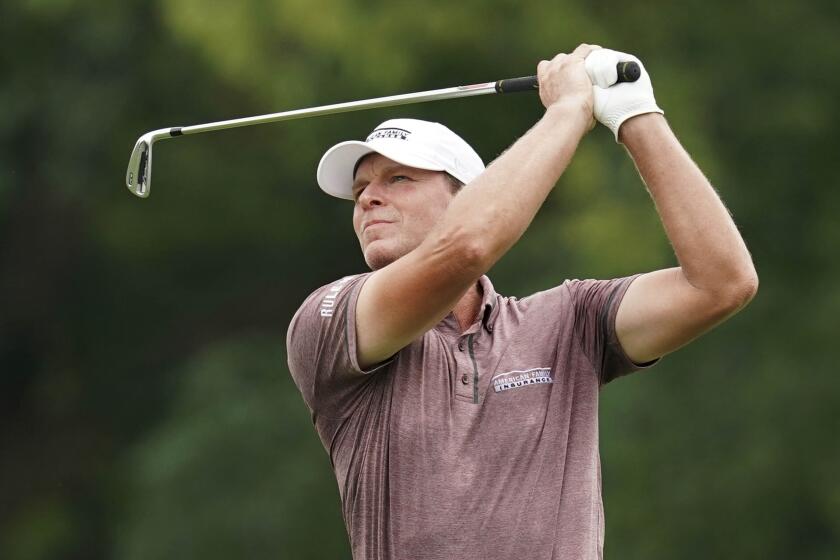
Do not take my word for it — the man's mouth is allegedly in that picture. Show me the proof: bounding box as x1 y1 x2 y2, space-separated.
363 220 393 232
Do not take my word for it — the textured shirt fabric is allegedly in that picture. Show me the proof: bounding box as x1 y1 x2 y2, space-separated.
286 273 655 560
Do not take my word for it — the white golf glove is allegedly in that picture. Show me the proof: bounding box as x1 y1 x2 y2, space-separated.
585 49 664 141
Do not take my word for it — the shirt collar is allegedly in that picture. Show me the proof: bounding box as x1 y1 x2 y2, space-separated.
477 275 498 333
434 275 498 336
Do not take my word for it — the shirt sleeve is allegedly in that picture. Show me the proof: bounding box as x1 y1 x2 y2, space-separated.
566 275 659 385
286 273 394 418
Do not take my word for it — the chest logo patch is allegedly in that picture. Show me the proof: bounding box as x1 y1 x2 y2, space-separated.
492 367 553 393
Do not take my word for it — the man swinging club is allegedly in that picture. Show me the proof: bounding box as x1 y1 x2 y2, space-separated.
286 44 758 560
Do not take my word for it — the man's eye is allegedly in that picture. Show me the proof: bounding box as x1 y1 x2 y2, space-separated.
391 175 410 183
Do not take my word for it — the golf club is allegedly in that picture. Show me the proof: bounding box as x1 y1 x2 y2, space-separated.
125 61 640 198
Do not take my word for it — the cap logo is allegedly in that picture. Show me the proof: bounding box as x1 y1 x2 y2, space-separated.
366 127 411 142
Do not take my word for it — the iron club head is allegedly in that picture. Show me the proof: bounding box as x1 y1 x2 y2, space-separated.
126 129 172 198
126 134 151 197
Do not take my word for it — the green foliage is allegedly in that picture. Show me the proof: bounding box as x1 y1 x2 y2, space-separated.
1 0 838 558
114 336 348 560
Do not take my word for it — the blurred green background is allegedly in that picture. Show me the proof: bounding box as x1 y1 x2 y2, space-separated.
1 0 838 558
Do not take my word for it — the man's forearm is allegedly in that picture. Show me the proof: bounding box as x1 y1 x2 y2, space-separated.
621 114 758 299
428 100 591 270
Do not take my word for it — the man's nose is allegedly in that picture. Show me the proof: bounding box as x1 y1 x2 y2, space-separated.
358 181 385 207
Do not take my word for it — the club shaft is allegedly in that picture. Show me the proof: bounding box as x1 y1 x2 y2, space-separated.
174 82 501 137
126 63 639 198
167 59 639 138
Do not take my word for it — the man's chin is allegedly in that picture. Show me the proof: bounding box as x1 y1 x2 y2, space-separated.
365 252 396 271
363 244 404 271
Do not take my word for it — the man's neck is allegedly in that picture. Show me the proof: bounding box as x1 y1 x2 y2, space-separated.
451 280 484 332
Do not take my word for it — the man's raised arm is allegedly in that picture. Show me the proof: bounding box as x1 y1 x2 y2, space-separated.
355 45 600 369
614 113 759 364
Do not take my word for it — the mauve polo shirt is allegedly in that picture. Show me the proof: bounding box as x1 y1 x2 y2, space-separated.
286 273 655 560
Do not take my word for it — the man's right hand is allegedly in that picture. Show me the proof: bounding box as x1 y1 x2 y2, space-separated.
537 43 600 128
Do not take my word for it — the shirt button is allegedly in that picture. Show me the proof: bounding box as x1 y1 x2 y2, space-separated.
458 341 464 351
461 374 469 385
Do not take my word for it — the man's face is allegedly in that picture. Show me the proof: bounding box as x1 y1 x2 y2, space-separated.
352 153 456 270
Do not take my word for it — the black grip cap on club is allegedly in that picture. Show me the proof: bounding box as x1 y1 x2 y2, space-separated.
495 61 640 93
616 60 641 83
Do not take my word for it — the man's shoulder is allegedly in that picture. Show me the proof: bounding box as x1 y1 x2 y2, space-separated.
285 272 371 367
293 272 371 318
503 276 636 319
510 279 577 306
517 277 637 302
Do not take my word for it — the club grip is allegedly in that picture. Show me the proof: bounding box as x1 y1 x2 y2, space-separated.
494 61 640 93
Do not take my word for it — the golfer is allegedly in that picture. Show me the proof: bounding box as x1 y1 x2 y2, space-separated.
286 44 757 559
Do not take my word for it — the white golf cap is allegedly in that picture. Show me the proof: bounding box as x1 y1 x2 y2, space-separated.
317 118 485 200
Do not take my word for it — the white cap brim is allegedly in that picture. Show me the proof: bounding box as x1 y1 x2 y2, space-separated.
317 140 447 200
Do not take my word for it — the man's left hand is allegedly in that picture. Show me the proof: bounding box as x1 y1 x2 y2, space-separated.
584 48 664 141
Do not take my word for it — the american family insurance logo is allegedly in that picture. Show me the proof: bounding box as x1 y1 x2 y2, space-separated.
492 367 553 393
366 127 411 142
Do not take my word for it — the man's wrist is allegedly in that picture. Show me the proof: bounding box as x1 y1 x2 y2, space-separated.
544 97 593 136
617 112 668 145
